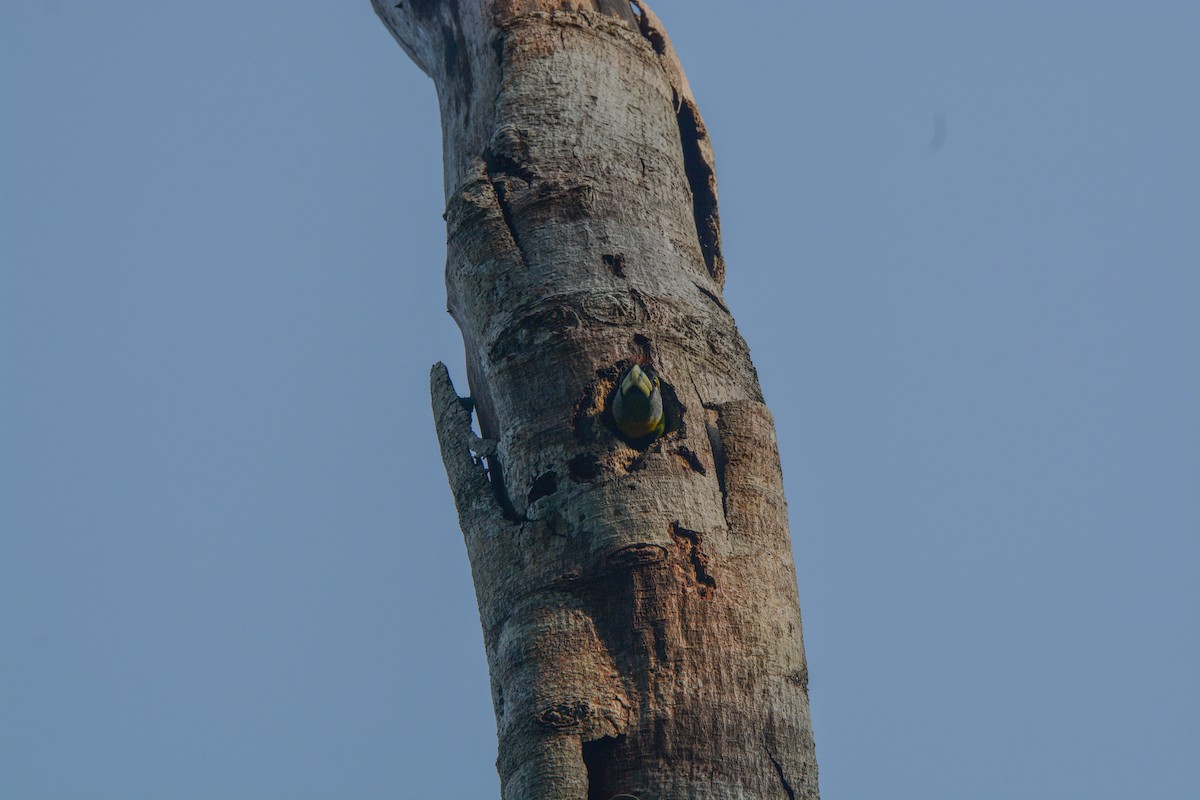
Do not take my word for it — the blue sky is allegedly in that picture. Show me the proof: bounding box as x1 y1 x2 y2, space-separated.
2 2 1197 797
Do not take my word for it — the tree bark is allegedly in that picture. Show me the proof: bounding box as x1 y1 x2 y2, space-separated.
373 2 819 798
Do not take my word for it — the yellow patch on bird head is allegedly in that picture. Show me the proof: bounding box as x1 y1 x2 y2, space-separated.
621 363 656 397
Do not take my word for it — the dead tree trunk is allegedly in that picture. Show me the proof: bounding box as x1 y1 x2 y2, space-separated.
373 2 819 797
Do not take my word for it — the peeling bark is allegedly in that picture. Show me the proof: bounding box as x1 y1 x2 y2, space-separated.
379 2 817 797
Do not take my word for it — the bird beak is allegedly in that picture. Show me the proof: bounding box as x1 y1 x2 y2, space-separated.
624 365 654 397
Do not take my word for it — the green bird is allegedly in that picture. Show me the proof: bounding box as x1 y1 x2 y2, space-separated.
612 364 666 442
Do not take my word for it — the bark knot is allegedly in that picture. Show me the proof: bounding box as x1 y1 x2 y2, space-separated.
605 543 668 568
536 700 591 728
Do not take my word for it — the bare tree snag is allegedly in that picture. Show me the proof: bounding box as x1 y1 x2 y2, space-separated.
374 1 818 797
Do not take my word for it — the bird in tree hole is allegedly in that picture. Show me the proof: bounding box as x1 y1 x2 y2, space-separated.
612 363 665 443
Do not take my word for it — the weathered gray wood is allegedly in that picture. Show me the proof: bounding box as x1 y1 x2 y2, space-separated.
377 2 818 797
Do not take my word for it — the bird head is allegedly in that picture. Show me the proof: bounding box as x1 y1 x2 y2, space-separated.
620 363 658 399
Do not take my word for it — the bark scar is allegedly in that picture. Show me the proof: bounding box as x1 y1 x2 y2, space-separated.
669 523 716 596
673 446 706 475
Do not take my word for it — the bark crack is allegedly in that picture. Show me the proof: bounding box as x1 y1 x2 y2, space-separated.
630 1 725 285
767 747 797 800
631 3 667 55
704 404 730 522
481 152 531 269
694 280 729 314
487 452 526 522
674 94 723 282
